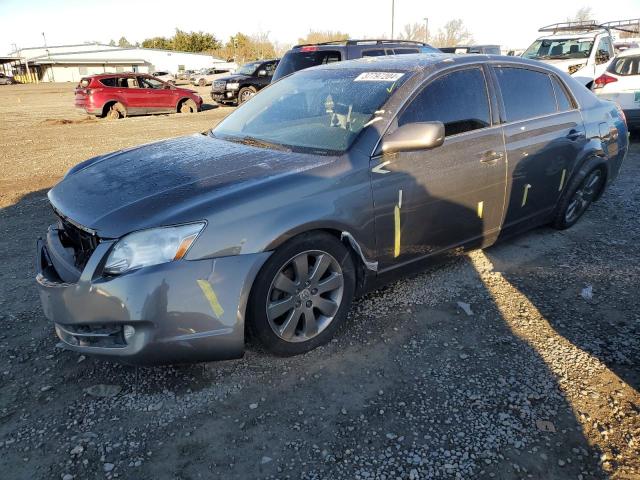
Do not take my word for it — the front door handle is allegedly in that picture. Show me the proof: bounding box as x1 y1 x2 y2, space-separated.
566 130 585 141
480 150 504 165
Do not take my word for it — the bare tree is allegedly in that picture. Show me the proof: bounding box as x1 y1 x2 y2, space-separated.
431 19 473 47
297 30 349 45
572 7 594 22
399 22 428 42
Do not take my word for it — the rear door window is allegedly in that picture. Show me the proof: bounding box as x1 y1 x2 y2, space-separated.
494 67 557 122
273 50 342 81
608 56 640 75
99 77 118 87
362 49 386 57
399 67 491 136
392 48 420 54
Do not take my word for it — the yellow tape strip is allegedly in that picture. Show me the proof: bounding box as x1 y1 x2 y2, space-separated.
558 169 566 191
197 280 224 318
477 201 484 219
521 184 531 207
393 205 401 258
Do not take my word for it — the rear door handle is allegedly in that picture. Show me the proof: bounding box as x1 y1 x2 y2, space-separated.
480 150 504 165
566 130 585 141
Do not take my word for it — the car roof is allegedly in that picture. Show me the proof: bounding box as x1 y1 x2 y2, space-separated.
85 72 146 79
312 52 545 73
618 47 640 57
292 39 426 49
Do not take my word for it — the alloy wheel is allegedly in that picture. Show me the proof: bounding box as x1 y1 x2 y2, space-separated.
565 169 602 224
266 250 344 343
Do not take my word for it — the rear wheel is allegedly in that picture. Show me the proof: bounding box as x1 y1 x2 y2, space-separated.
553 167 604 229
179 99 197 113
238 86 257 105
247 232 355 356
106 102 126 120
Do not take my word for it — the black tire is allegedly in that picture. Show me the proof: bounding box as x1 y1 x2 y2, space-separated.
552 165 605 229
179 99 197 113
198 78 206 87
247 232 356 356
106 102 126 120
237 86 257 105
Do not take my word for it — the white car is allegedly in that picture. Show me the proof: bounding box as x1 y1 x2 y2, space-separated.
593 48 640 130
191 66 237 87
152 71 176 84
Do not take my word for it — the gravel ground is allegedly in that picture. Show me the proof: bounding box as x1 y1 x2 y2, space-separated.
0 83 638 480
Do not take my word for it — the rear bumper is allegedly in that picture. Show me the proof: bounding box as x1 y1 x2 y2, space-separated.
36 227 270 365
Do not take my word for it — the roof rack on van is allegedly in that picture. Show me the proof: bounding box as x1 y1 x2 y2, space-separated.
538 20 600 34
599 18 640 34
538 18 640 35
293 39 425 48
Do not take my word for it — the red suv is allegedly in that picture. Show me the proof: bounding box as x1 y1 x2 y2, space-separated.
75 73 203 119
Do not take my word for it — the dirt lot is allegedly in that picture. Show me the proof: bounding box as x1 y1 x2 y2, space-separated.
0 83 638 480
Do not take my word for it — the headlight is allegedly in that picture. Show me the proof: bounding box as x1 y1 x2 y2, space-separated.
568 63 585 75
226 82 240 91
103 223 205 275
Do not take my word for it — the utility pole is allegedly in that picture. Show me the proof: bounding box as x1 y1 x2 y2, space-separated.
42 32 55 82
423 17 429 43
391 0 395 38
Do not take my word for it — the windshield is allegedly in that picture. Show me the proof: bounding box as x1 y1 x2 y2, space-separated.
523 38 594 60
212 68 409 154
238 62 260 76
272 50 342 81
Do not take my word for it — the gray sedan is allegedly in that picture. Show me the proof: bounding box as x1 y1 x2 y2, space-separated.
36 54 629 364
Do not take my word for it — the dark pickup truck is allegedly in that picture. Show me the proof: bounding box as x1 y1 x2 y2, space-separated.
211 59 279 105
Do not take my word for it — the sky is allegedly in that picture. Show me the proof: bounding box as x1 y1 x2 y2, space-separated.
1 0 639 55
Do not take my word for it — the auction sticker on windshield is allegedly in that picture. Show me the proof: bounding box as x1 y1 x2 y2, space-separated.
354 72 404 82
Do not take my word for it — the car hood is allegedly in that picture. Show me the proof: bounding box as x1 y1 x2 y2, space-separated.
49 134 334 238
216 73 251 82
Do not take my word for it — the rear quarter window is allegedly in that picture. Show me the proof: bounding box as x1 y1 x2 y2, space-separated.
78 78 91 88
495 67 557 122
608 56 640 76
550 76 574 111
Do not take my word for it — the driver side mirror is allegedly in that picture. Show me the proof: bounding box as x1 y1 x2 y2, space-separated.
257 69 267 77
381 122 445 154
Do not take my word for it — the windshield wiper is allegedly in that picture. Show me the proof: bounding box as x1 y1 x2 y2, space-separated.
237 136 291 152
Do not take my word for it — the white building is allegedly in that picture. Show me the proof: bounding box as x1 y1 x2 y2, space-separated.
13 43 233 83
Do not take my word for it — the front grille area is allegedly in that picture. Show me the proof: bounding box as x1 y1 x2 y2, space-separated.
212 80 226 92
56 214 99 270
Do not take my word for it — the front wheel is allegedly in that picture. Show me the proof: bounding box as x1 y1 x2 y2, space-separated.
198 78 206 87
553 167 604 229
179 99 197 113
247 232 356 356
237 86 257 105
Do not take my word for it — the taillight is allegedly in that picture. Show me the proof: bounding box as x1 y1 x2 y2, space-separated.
593 73 617 89
300 46 319 52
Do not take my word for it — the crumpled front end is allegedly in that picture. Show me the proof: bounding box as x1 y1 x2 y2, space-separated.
35 218 270 365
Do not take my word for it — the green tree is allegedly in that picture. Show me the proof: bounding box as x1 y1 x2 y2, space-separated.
118 36 132 47
108 39 116 46
141 36 172 49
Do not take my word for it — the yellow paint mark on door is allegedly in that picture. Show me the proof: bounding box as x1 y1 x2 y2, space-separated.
521 184 531 207
558 169 567 191
477 201 484 219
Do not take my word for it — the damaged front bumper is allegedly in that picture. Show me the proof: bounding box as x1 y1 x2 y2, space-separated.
35 225 270 365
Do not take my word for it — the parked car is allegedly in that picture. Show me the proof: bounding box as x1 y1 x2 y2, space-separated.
439 45 501 55
211 59 279 105
152 71 176 84
522 18 639 87
74 73 203 119
38 54 628 364
191 67 236 87
593 47 640 130
0 73 13 85
271 39 439 82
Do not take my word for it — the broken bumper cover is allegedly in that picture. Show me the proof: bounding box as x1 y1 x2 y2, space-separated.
35 230 270 365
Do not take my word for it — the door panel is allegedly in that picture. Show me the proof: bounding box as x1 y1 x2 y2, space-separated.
371 127 507 270
501 112 586 227
370 66 507 271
